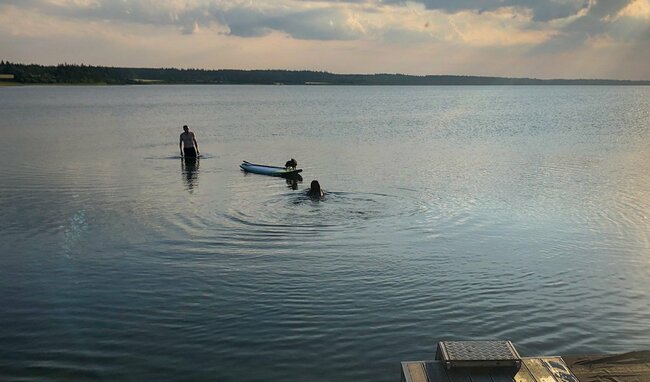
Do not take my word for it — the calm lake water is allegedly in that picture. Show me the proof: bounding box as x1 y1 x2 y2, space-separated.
1 85 649 382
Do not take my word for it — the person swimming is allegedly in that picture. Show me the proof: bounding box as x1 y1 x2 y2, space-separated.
306 180 324 198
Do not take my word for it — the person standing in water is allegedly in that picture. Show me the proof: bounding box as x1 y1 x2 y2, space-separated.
179 125 200 158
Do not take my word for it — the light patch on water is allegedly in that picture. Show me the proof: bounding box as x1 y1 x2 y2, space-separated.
61 210 88 257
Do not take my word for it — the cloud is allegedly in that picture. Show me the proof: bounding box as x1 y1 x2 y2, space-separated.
0 0 214 35
524 0 648 56
0 0 374 40
0 0 649 79
370 0 591 22
616 0 650 20
216 5 365 40
585 33 616 48
0 0 600 41
446 7 558 46
0 0 562 44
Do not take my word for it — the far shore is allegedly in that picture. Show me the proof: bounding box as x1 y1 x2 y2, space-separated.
3 63 650 86
3 81 650 87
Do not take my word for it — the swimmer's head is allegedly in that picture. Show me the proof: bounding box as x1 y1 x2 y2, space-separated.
308 180 323 198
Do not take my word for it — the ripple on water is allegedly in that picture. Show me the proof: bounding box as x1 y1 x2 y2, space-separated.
211 188 481 252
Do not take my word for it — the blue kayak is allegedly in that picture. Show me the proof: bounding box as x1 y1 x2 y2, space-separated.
240 161 303 177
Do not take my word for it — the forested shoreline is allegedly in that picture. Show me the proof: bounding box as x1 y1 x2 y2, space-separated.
1 61 649 86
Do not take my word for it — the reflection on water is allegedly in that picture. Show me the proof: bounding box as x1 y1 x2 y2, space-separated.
286 174 303 190
181 157 199 191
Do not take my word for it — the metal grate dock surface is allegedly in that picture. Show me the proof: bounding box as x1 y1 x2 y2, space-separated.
436 341 522 369
401 357 580 382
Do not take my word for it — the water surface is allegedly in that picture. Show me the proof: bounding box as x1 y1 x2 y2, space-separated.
1 85 649 382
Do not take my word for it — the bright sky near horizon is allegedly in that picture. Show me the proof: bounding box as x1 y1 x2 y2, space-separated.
1 0 649 80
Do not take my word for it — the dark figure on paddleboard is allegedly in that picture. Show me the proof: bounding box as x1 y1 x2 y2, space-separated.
307 180 324 198
180 125 199 158
285 158 298 170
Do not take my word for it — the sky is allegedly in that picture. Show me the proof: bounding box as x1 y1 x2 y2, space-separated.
1 0 649 79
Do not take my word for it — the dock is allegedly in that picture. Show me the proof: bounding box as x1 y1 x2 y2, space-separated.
401 340 650 382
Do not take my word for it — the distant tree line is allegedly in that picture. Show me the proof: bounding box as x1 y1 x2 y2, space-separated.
1 61 649 85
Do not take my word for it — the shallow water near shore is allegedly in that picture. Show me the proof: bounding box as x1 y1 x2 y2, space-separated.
1 85 649 382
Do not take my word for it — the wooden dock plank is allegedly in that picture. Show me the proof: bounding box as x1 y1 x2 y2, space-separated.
563 352 650 382
513 364 539 382
424 362 451 382
407 362 429 382
444 366 474 382
444 367 515 382
540 357 579 382
523 358 558 382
